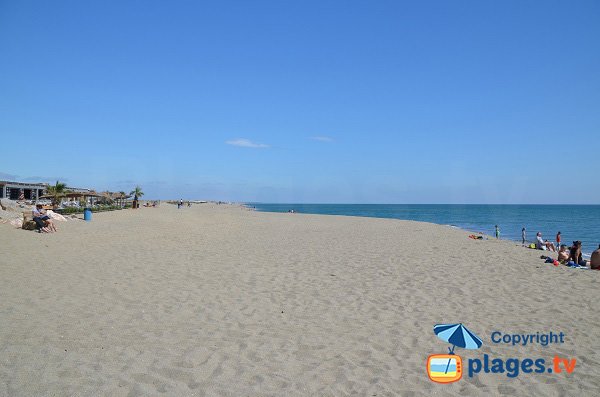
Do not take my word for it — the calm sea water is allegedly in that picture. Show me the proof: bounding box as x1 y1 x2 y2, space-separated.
249 204 600 256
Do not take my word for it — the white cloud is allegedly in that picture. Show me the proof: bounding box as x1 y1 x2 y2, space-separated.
310 136 333 142
225 138 269 148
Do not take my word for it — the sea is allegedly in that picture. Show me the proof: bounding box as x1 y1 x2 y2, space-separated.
248 204 600 257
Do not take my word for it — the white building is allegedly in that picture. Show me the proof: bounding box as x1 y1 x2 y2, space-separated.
0 180 47 201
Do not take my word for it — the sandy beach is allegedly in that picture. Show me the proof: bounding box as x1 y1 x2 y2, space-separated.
1 204 598 396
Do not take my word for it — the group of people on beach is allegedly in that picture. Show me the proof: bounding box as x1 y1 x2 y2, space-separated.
542 242 600 269
490 225 600 269
177 199 192 209
517 227 600 270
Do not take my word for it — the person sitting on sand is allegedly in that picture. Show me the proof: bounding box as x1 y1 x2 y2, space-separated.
568 241 587 267
590 245 600 270
567 241 587 266
32 204 56 233
536 232 556 252
557 245 570 263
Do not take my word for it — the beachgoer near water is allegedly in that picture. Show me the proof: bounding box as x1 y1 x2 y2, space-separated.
522 227 526 246
536 232 556 252
568 241 587 267
556 232 561 247
557 245 570 263
495 225 500 239
590 245 600 270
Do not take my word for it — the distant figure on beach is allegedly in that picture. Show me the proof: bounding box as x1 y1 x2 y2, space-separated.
536 232 556 252
495 225 500 239
522 227 526 245
568 241 587 267
179 199 183 209
556 231 561 247
590 245 600 270
188 201 191 207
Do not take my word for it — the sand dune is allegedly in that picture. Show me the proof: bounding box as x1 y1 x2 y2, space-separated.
1 204 598 396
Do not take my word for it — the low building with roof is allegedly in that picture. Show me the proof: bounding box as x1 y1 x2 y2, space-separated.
0 180 48 200
65 186 95 194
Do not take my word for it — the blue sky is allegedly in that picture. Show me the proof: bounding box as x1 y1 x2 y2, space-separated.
1 0 598 203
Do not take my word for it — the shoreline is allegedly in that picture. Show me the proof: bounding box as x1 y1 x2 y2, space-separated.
248 204 596 258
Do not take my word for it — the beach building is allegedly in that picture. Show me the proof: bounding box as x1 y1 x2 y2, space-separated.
0 180 47 200
65 186 94 195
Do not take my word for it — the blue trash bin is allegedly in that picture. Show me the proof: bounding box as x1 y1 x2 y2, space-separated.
84 208 92 221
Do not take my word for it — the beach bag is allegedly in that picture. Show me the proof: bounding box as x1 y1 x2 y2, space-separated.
529 243 536 249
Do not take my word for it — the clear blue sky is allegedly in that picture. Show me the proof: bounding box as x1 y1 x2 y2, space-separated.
1 1 598 203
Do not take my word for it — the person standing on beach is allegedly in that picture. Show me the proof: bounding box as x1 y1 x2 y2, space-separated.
522 227 526 245
495 225 500 239
556 231 561 247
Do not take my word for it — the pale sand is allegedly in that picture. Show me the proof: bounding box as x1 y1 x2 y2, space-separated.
1 204 599 396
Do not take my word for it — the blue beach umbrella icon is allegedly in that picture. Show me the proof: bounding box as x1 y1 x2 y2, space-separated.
433 323 483 374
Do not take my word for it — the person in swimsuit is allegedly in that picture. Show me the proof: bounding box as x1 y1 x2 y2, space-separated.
568 241 586 267
522 227 526 246
557 245 570 263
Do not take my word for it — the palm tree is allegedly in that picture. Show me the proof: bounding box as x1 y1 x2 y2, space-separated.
46 180 67 208
118 191 128 207
130 186 144 208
